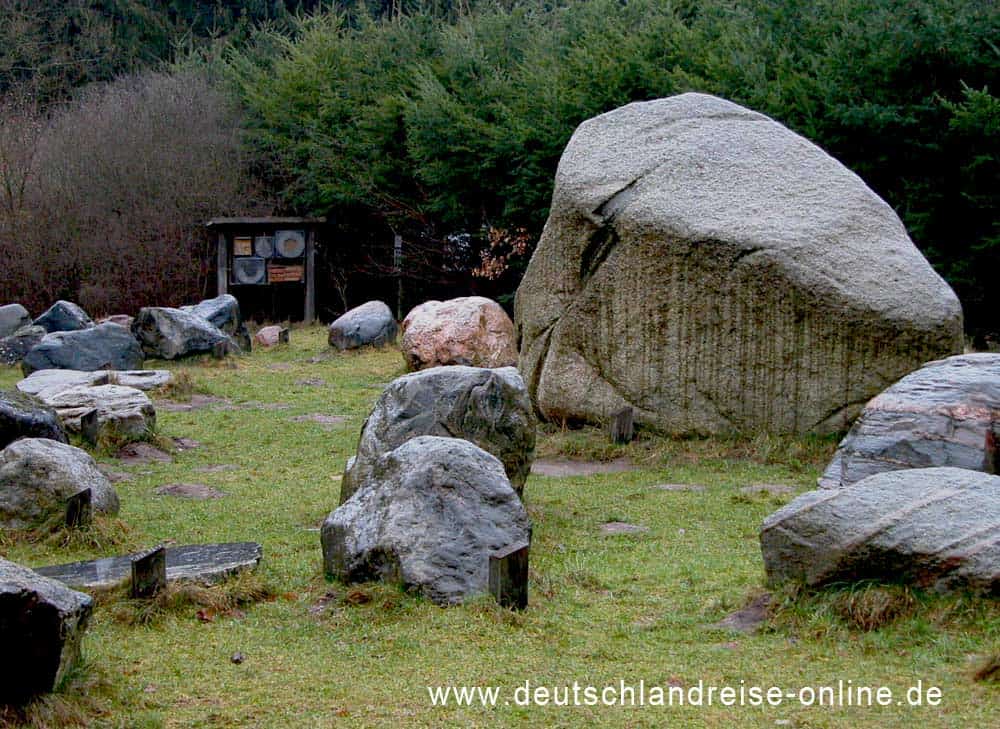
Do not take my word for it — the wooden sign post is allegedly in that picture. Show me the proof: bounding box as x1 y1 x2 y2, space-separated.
131 546 167 599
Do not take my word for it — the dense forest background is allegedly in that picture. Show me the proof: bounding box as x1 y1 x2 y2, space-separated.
0 1 997 340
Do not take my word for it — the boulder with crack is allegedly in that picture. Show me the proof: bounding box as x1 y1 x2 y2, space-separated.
515 93 963 435
322 436 531 606
132 307 234 360
341 365 535 502
34 384 155 445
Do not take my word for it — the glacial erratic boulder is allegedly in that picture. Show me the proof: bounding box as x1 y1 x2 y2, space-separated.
33 301 94 334
0 438 119 530
401 296 517 371
0 325 46 366
0 557 93 703
0 390 68 449
322 436 531 606
515 93 963 435
820 353 1000 488
181 294 251 353
254 325 288 348
341 366 535 502
21 323 144 375
328 300 397 350
17 368 173 398
132 307 232 360
760 467 1000 595
0 303 31 338
35 384 155 445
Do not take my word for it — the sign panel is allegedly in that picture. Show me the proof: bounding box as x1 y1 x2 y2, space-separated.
233 236 253 256
267 263 304 283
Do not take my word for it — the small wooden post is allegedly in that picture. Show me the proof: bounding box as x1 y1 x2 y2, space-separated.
609 407 635 444
278 327 290 345
489 542 529 611
80 408 101 446
131 546 167 599
216 233 228 297
65 488 92 528
304 228 316 324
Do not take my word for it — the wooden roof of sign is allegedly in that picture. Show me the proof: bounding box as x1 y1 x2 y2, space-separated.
206 217 326 229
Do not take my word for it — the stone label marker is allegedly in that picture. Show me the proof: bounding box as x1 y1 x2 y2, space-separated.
131 546 167 599
609 407 635 444
489 542 529 611
65 488 92 528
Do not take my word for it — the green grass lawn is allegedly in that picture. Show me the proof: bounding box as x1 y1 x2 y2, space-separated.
1 325 996 728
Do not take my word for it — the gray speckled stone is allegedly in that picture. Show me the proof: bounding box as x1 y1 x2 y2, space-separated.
761 467 1000 595
0 304 31 338
819 353 1000 488
33 542 262 590
21 323 144 374
323 436 530 606
33 301 93 333
0 389 67 449
328 300 397 350
132 307 232 359
515 93 962 435
341 366 535 502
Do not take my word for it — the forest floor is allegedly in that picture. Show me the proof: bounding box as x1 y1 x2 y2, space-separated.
1 326 996 728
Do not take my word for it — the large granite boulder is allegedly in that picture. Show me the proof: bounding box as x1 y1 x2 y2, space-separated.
132 307 232 360
0 303 31 338
820 354 1000 488
21 323 144 375
328 300 398 350
322 436 531 606
341 366 535 502
0 325 46 366
515 93 963 435
181 294 251 353
17 368 173 398
0 390 67 449
761 467 1000 595
0 557 93 703
33 300 94 334
35 384 155 445
0 438 119 530
401 296 517 371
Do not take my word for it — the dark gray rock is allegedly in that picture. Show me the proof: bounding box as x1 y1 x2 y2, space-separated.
33 542 263 590
0 390 67 449
181 294 251 353
341 366 535 502
761 467 1000 595
33 300 94 333
0 325 46 366
21 323 144 375
322 436 531 606
0 557 93 703
328 300 397 350
132 307 232 360
0 438 119 530
0 304 31 338
820 354 1000 489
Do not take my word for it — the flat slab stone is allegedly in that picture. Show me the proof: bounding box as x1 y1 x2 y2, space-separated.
195 464 238 473
171 437 201 451
295 378 327 387
155 394 232 412
531 457 635 477
653 483 706 492
154 483 225 500
600 521 649 535
289 413 346 426
33 542 262 590
739 483 796 496
712 594 771 634
17 369 173 397
116 442 173 465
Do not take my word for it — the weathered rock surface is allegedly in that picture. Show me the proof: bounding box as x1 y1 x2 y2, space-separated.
0 390 67 449
341 366 535 502
21 323 144 375
820 353 1000 488
0 438 119 530
132 307 232 360
515 93 963 435
17 368 173 398
761 467 1000 595
0 557 93 703
0 303 31 338
328 300 397 350
181 294 251 353
33 300 94 333
34 542 262 590
35 384 155 445
322 436 531 606
98 314 134 329
401 296 517 371
0 325 46 365
254 325 288 348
